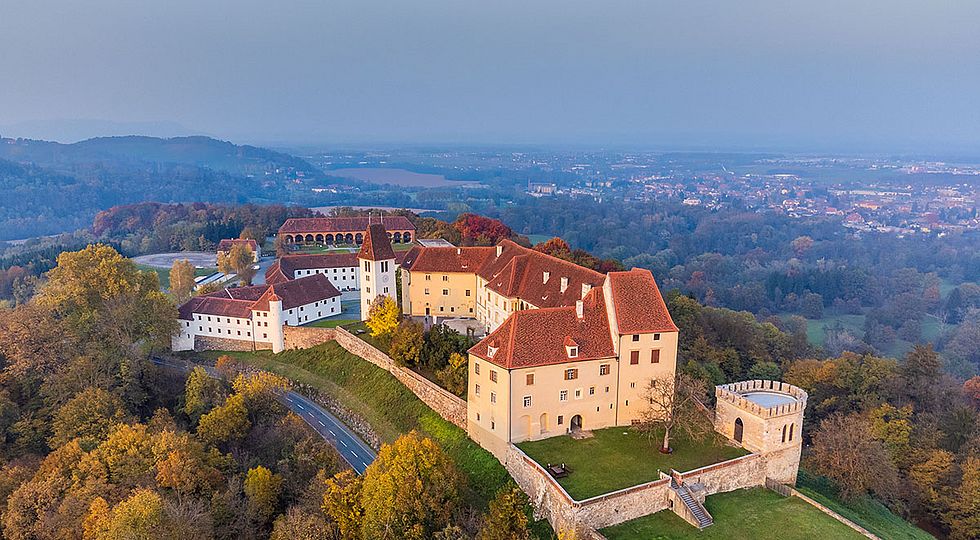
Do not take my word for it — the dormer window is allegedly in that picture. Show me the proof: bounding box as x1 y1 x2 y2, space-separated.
487 346 498 358
543 271 550 284
567 346 578 358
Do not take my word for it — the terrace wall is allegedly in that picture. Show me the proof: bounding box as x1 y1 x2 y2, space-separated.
194 336 271 352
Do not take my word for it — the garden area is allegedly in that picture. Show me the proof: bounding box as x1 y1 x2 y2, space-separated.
601 488 867 539
517 427 748 500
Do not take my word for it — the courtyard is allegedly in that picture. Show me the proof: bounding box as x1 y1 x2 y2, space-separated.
517 427 748 500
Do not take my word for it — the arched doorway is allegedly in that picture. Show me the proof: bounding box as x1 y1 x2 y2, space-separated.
520 415 531 439
304 234 314 243
734 418 744 443
325 234 334 245
570 415 583 432
539 413 548 434
355 233 363 244
403 232 412 243
344 233 354 244
315 234 324 244
393 232 402 243
284 235 294 244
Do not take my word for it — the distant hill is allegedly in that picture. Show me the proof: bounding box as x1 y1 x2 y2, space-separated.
0 135 320 178
0 135 326 241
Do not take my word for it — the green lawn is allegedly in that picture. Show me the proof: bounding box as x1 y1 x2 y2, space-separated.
188 343 512 512
305 318 359 328
517 428 748 500
341 321 391 351
802 312 945 359
137 264 216 290
601 488 866 540
795 471 934 540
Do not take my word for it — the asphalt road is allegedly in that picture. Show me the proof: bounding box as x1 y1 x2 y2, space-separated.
151 357 376 473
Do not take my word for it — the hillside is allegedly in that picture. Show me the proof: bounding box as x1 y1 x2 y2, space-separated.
0 136 325 241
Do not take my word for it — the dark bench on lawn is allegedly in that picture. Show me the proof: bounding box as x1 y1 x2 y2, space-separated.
547 463 571 478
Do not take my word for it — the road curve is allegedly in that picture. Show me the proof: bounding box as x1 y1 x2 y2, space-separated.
151 357 377 473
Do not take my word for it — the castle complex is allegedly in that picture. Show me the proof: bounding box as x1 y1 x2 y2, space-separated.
172 219 806 531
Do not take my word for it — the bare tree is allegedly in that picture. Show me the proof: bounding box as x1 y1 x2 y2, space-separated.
639 372 713 454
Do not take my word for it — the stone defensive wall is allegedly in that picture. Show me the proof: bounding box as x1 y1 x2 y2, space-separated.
501 443 797 535
716 379 808 418
281 325 468 429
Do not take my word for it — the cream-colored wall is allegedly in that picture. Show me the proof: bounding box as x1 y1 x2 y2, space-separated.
507 358 622 442
615 330 679 425
403 270 479 319
467 353 513 453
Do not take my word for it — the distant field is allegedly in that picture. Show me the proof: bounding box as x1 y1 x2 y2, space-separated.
601 488 866 540
526 234 552 245
328 167 480 188
802 312 944 359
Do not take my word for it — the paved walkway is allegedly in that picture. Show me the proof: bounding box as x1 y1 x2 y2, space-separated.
151 356 377 473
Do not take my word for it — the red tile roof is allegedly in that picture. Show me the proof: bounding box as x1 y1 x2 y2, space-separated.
217 238 258 252
278 216 414 234
401 240 605 309
607 268 678 334
177 274 340 319
400 245 496 273
357 224 396 261
469 288 615 369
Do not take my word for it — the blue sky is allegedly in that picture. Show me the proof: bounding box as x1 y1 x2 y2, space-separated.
2 0 979 152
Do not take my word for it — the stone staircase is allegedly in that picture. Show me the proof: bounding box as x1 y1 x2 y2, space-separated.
671 478 713 529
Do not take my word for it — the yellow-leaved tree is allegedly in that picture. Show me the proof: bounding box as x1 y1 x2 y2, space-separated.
169 259 196 303
365 295 400 338
359 431 460 540
217 244 256 286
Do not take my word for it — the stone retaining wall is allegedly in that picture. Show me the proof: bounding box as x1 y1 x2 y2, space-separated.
195 336 271 352
281 325 468 429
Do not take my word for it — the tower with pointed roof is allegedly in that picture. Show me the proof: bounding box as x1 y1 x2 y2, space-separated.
357 223 397 321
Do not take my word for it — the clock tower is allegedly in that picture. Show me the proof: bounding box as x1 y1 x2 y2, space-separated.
357 223 397 320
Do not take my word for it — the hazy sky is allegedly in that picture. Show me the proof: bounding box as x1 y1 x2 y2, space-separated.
2 0 980 152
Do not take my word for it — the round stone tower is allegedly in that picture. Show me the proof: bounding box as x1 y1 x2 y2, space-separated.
714 380 807 484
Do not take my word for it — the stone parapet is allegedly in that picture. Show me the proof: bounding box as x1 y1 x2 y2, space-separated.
715 380 808 418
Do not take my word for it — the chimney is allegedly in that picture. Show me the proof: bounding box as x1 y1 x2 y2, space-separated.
581 283 592 298
560 277 568 293
543 271 550 284
575 300 584 319
496 245 503 257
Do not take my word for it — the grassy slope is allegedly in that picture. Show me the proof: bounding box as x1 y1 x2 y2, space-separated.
305 318 359 328
601 488 866 540
517 428 747 500
795 471 935 540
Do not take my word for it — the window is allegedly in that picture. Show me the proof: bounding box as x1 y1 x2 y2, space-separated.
557 415 564 425
651 350 660 364
475 384 480 396
523 396 532 408
654 333 661 341
589 386 595 395
442 289 449 296
605 386 610 393
600 364 610 376
474 362 480 375
526 373 534 385
425 274 431 281
491 421 495 430
564 368 578 380
381 261 389 272
632 334 640 342
490 392 496 404
630 350 639 365
782 424 787 443
789 423 794 441
574 389 582 399
465 289 471 296
490 370 498 383
567 346 578 358
559 390 568 402
424 288 430 295
442 275 449 281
